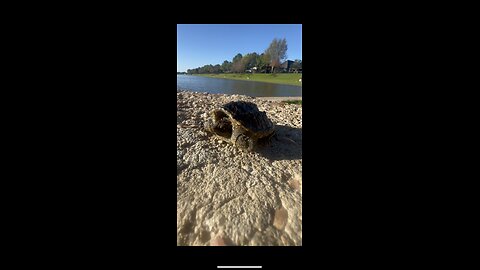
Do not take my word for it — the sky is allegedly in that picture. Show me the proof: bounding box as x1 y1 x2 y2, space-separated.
177 24 302 72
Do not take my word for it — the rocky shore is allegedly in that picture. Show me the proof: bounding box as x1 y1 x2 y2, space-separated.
177 90 302 246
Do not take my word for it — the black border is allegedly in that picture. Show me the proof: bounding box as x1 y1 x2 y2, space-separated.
23 7 444 265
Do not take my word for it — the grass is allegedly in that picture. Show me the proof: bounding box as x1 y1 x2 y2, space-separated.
283 100 302 105
196 73 302 86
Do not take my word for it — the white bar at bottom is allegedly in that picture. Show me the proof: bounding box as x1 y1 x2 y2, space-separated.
217 267 262 269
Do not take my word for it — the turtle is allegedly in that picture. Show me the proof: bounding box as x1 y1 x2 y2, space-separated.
205 101 275 151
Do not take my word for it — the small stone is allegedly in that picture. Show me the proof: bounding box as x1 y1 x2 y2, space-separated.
210 236 227 246
199 230 210 243
273 207 288 230
288 179 300 190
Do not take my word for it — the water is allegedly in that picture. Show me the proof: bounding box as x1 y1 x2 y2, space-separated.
177 75 302 97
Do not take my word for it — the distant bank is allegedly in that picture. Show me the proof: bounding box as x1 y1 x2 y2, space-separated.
195 73 302 87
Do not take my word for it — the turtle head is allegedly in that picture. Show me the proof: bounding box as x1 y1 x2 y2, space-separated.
205 109 233 139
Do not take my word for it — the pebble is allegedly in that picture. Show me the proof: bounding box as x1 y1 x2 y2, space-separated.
288 179 300 190
273 207 288 230
210 236 227 246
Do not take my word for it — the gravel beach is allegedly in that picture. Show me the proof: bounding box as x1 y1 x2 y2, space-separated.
177 90 302 246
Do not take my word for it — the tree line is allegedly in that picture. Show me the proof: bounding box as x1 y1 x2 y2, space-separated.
186 38 302 75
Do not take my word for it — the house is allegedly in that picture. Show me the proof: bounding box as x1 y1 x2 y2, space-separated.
281 60 294 72
279 60 303 73
292 67 302 73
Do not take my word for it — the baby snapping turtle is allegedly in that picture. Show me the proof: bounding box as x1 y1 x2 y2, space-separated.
205 101 275 151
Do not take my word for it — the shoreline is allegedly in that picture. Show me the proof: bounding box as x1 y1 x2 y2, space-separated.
177 89 301 102
194 73 302 87
256 96 302 101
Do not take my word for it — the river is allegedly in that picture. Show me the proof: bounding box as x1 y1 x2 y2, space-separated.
177 75 302 97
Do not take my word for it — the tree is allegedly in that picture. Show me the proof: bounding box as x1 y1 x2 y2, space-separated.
253 53 266 73
232 53 243 63
256 53 270 73
221 60 232 73
264 38 288 73
187 68 199 74
207 64 214 73
232 61 245 73
232 53 245 73
213 64 222 73
242 53 258 71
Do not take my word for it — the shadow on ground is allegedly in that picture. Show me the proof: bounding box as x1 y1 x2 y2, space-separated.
256 124 302 161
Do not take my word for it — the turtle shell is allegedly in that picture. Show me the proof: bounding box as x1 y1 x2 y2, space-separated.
221 101 274 136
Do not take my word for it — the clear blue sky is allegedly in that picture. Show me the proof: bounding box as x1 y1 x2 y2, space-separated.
177 24 302 72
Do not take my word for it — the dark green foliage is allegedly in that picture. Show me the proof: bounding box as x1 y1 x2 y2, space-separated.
186 38 299 75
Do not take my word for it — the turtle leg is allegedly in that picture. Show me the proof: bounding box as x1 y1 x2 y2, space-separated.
236 134 254 151
204 117 214 133
232 126 254 151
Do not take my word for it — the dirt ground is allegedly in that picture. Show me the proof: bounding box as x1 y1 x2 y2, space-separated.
177 90 302 246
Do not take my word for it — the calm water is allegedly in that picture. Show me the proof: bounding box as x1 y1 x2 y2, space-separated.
177 75 302 97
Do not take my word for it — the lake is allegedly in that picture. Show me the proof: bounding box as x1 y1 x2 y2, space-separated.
177 75 302 97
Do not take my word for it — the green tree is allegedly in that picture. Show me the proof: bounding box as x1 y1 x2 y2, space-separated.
221 60 232 73
232 53 245 73
206 64 214 73
213 64 222 73
264 38 288 73
232 53 243 63
242 53 258 71
252 53 269 73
